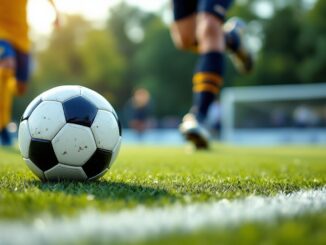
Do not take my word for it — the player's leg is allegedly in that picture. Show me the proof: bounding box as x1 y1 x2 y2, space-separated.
0 41 29 146
180 0 233 149
170 0 197 51
0 72 16 146
0 40 16 145
14 49 30 96
224 17 254 73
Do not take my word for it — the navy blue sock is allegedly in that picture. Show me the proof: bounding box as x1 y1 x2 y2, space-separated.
191 92 216 122
192 52 224 122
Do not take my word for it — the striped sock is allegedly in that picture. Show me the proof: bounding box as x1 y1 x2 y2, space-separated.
192 52 224 122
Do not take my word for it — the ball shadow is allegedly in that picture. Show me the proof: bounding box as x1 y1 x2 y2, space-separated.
28 180 176 204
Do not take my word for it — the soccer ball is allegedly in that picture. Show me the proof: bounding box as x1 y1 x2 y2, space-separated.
18 85 122 181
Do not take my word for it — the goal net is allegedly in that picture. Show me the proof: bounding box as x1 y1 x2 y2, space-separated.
220 83 326 145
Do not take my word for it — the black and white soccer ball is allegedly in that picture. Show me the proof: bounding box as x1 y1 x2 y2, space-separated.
18 85 122 181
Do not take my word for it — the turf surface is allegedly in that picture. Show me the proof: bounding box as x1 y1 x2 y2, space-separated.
135 212 326 245
0 144 325 244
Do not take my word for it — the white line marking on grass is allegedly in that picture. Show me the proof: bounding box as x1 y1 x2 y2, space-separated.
0 188 326 245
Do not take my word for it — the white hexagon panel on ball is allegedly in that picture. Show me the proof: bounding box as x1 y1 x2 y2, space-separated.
28 101 66 140
41 85 81 102
18 120 32 159
45 164 87 181
21 95 42 121
52 124 97 166
110 137 122 168
91 110 120 151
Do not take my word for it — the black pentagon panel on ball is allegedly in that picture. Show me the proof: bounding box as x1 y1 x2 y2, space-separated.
29 138 58 171
63 96 98 127
21 97 42 121
83 149 112 178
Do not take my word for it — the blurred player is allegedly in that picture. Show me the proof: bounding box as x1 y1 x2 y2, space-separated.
171 0 253 149
0 0 59 146
124 88 153 138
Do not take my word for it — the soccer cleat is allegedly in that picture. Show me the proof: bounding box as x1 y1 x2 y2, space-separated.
224 17 254 74
179 113 210 149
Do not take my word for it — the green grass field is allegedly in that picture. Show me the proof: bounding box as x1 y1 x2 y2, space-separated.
0 144 326 244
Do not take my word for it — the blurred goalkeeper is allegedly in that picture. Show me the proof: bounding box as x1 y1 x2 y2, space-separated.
171 0 253 149
0 0 59 146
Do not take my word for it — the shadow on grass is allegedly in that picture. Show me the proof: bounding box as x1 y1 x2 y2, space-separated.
0 146 21 155
28 180 176 204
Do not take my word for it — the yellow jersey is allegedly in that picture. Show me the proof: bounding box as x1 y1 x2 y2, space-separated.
0 0 29 52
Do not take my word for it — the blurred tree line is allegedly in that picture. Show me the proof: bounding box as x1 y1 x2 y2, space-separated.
13 0 326 123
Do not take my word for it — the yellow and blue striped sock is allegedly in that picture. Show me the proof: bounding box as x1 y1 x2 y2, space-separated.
192 52 224 122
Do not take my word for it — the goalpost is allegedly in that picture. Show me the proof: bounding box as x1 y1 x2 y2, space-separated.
220 83 326 145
